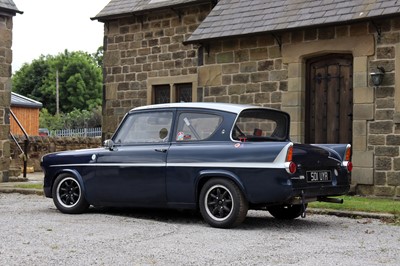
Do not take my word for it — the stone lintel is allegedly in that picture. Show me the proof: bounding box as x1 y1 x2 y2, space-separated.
282 35 375 64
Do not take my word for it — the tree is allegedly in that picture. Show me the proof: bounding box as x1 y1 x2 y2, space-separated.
12 55 52 103
12 49 103 115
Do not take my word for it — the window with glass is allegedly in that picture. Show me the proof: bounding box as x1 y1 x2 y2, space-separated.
176 83 192 102
154 85 171 104
113 111 173 144
152 83 193 104
175 112 223 141
232 109 289 141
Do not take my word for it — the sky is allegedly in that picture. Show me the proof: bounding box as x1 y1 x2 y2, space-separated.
12 0 111 73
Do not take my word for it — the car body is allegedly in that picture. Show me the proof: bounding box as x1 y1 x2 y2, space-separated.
41 103 352 228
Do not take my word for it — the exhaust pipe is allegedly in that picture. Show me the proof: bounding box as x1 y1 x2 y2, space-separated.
317 197 344 204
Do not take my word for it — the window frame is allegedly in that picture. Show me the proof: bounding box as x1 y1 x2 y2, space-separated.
147 75 198 105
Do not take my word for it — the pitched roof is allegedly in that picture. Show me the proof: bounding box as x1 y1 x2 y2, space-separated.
11 92 42 109
187 0 400 43
0 0 22 15
92 0 208 21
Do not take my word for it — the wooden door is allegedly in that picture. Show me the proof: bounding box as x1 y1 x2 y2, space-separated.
306 54 353 144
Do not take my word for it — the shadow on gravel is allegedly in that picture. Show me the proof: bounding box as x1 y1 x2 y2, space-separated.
85 207 329 230
241 214 330 230
88 207 205 226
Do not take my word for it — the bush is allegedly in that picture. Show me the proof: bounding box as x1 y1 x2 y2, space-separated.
40 106 102 130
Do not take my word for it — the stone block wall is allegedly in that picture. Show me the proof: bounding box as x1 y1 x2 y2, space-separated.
102 2 211 139
10 136 102 173
200 36 285 109
0 14 12 182
359 17 400 198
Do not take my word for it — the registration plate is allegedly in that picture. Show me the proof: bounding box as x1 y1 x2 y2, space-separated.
306 171 331 182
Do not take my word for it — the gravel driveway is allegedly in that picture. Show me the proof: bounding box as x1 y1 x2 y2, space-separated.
0 193 399 265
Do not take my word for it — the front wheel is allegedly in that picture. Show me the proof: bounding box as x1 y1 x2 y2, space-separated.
52 174 89 214
268 204 306 220
199 178 248 228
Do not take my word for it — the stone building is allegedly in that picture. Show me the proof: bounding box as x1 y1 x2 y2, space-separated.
0 0 22 182
93 0 400 198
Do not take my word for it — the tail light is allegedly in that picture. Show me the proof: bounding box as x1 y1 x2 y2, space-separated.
343 145 352 172
286 145 293 162
344 161 353 172
345 145 351 161
285 144 296 174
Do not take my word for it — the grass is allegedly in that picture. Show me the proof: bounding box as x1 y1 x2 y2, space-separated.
15 183 43 190
309 195 400 215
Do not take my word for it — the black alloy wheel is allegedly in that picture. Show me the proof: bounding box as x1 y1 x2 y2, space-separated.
199 178 248 228
52 174 89 214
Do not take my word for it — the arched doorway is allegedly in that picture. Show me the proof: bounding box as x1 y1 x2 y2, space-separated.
305 54 353 144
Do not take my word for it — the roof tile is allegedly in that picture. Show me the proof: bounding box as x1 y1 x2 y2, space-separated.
187 0 400 43
0 0 21 14
93 0 207 20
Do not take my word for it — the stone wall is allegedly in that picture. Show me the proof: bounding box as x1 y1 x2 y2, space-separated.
101 5 400 198
199 35 285 109
102 2 211 139
361 17 400 198
0 14 12 182
10 136 102 174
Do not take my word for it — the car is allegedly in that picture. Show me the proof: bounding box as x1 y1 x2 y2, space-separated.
41 102 352 228
38 128 49 136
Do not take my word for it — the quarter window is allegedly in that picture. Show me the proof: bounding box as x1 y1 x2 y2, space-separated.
176 113 223 141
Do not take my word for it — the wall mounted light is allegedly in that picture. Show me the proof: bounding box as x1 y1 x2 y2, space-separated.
370 66 385 87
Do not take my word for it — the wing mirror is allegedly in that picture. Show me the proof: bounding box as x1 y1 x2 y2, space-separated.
104 139 115 151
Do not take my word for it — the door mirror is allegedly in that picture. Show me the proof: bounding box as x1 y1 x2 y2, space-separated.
104 139 115 151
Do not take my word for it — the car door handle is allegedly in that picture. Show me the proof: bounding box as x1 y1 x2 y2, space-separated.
155 148 167 153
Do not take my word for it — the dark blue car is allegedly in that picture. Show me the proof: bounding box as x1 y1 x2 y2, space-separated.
41 103 352 228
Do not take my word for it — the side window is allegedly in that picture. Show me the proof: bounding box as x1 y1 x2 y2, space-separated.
175 112 223 141
113 111 173 144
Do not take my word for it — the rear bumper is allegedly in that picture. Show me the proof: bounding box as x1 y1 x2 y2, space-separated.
295 184 349 197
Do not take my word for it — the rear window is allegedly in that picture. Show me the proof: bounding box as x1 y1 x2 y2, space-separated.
232 109 289 141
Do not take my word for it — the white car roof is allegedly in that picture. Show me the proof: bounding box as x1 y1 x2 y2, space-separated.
131 102 271 114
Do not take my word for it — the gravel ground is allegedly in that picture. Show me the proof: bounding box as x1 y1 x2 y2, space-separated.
0 193 399 266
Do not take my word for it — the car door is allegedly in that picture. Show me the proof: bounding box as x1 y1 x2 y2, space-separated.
166 110 228 206
87 110 174 206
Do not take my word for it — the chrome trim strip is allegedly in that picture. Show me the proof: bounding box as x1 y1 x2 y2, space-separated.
50 162 284 169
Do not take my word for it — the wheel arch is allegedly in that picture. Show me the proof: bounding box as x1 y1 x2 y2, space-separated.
50 169 86 198
195 170 247 206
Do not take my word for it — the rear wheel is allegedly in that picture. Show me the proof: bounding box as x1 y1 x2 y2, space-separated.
268 204 306 220
52 174 89 214
199 178 248 228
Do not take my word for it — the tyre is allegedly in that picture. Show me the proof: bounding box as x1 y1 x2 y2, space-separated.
52 174 89 214
268 204 306 220
199 178 248 228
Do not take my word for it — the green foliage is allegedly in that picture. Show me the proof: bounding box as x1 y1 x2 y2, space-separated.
39 108 63 131
12 48 103 115
39 106 102 130
309 195 400 215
